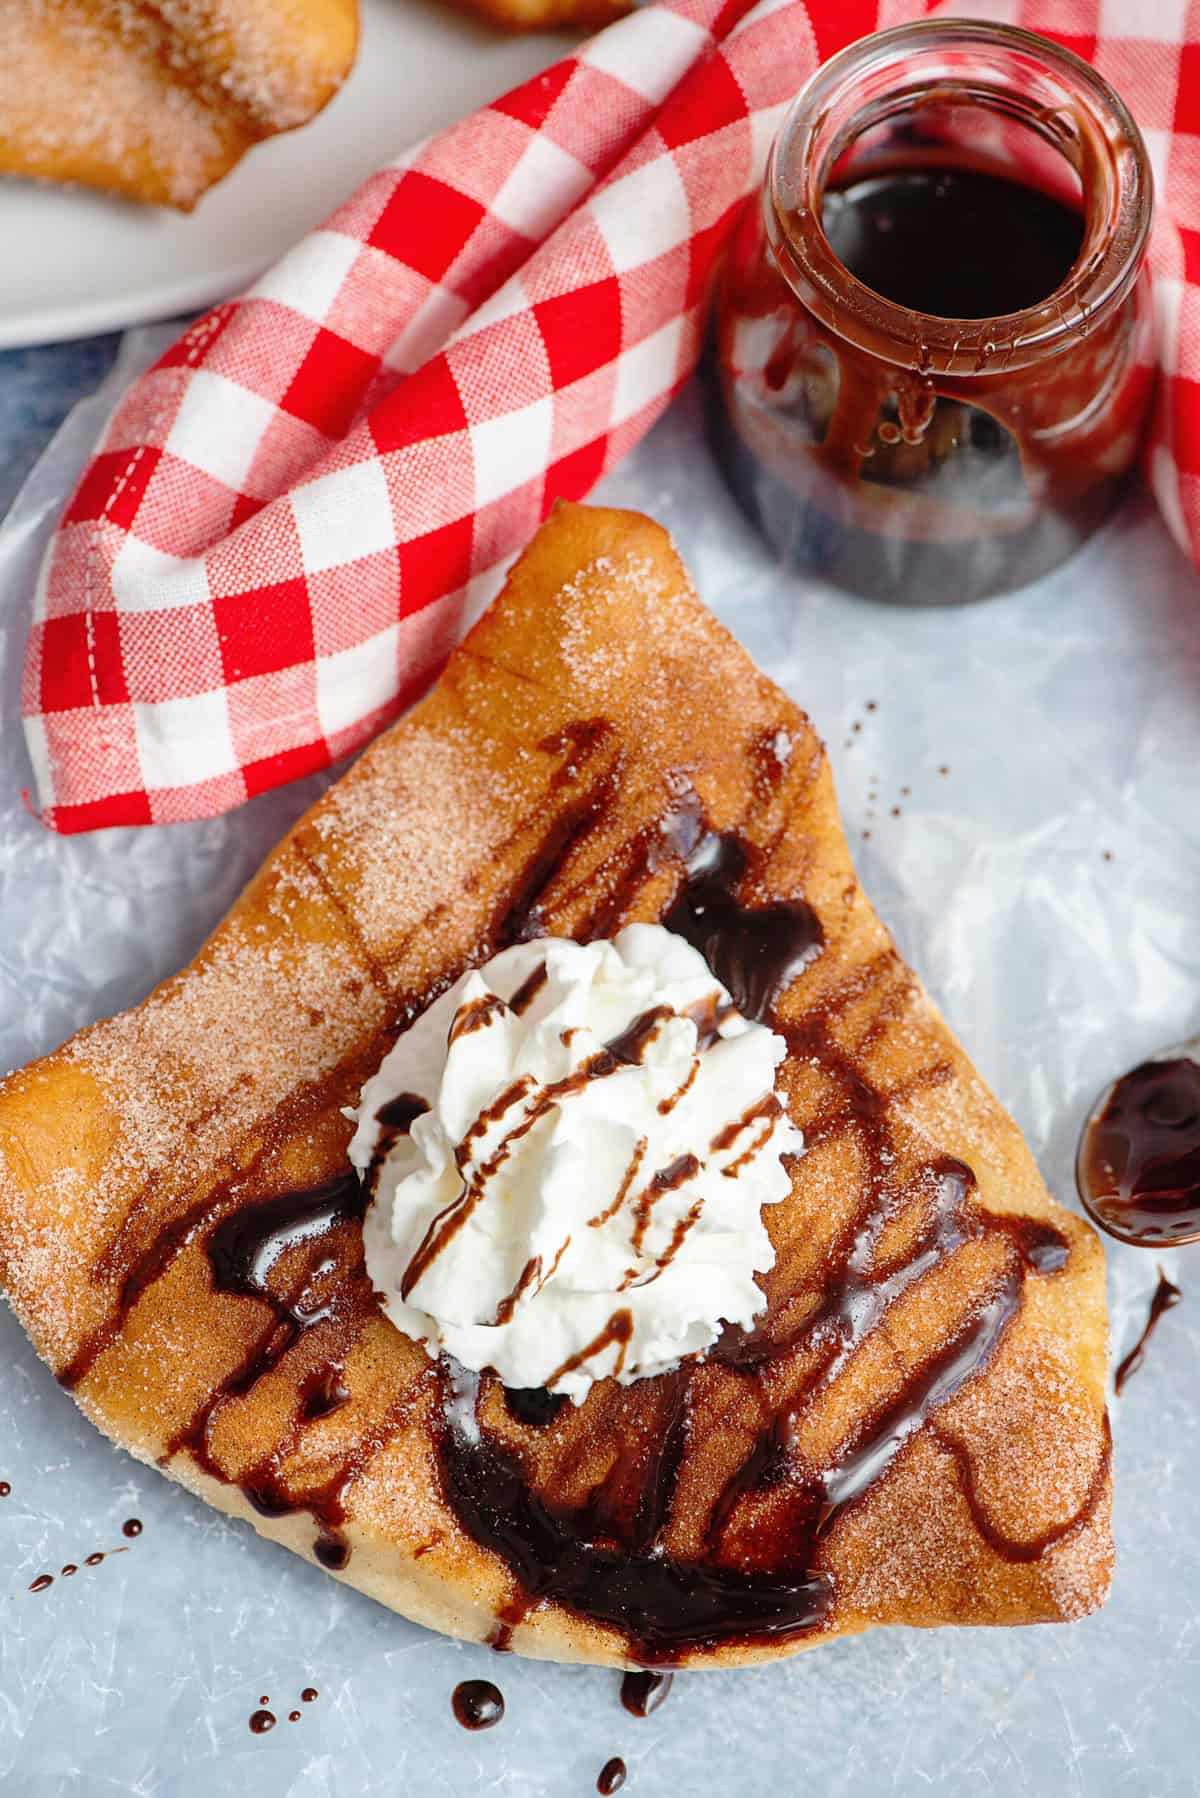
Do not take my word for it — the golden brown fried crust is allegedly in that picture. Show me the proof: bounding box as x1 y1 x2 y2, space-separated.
0 502 1111 1667
447 0 628 33
0 0 359 208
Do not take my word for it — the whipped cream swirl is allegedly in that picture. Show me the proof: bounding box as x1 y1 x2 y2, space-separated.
350 925 802 1402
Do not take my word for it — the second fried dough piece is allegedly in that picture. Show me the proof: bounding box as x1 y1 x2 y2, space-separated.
448 0 628 31
0 0 359 209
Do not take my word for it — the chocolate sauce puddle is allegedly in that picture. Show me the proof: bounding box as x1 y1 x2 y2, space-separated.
1078 1057 1200 1246
207 1175 364 1305
663 807 823 1024
437 1362 833 1663
1115 1270 1183 1396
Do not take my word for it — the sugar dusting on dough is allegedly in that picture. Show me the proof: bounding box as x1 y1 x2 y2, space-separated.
2 0 353 206
0 928 378 1365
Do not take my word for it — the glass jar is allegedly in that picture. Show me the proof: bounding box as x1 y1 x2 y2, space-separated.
709 21 1155 605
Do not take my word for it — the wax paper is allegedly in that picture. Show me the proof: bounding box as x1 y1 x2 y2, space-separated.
1 330 1199 1798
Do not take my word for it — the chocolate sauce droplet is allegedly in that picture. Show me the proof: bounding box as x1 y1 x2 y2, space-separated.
85 1552 104 1567
249 1709 276 1735
61 1564 77 1577
598 1757 628 1794
1115 1269 1183 1396
259 1695 270 1706
1078 1058 1200 1245
314 1532 350 1571
122 1518 143 1538
289 1711 301 1723
302 1687 319 1703
0 1481 10 1497
29 1575 53 1593
620 1670 673 1717
452 1679 505 1730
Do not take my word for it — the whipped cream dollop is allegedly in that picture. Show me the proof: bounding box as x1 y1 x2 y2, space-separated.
350 925 802 1402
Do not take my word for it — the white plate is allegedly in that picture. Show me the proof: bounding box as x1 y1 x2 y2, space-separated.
0 0 570 349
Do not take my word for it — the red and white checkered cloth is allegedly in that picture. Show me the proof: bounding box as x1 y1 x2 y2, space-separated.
20 0 1200 832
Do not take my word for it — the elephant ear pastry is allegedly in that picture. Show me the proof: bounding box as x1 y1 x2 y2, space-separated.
0 0 359 209
0 501 1112 1668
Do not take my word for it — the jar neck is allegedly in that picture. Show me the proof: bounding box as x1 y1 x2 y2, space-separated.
765 20 1153 377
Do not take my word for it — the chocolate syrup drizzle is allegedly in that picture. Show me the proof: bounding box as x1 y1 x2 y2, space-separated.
54 718 1104 1663
598 1757 627 1794
1114 1270 1183 1397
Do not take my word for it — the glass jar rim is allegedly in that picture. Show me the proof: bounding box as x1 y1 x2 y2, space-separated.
765 19 1154 376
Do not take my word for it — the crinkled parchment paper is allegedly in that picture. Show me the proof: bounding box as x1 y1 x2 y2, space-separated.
1 331 1198 1797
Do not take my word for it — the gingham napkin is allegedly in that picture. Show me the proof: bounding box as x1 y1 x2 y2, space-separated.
20 0 1197 832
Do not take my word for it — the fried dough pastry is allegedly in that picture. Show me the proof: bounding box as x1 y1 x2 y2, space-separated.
0 0 359 209
450 0 628 33
0 502 1112 1668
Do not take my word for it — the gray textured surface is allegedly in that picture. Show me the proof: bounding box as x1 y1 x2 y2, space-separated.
0 341 1198 1796
0 338 121 518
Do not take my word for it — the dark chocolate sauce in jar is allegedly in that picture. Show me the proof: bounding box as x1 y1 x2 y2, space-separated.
1078 1058 1200 1246
620 1670 673 1717
1115 1270 1183 1396
451 1679 505 1730
598 1757 628 1794
821 167 1083 320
